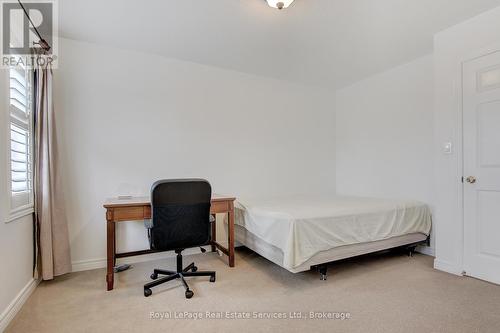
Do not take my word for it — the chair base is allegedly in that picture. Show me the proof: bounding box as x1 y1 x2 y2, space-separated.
144 251 215 298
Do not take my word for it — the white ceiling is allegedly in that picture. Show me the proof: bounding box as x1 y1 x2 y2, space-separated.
59 0 500 88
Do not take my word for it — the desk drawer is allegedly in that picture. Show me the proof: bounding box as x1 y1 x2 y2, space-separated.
211 201 230 214
111 206 149 222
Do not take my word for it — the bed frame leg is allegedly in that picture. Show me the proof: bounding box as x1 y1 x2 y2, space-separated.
407 245 417 257
318 265 328 281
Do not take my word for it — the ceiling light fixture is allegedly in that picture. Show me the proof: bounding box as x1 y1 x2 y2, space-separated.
266 0 294 10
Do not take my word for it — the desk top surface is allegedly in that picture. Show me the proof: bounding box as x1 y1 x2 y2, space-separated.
103 194 236 208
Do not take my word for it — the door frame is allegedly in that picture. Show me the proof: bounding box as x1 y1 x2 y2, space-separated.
460 43 500 276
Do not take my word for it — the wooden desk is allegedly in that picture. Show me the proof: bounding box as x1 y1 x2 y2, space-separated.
103 195 236 291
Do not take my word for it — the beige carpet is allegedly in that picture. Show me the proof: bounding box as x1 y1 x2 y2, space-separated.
6 248 500 333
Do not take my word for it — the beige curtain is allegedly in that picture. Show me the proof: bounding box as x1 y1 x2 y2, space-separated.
34 64 72 280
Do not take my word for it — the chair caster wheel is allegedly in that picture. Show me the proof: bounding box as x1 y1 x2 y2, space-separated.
191 266 198 272
210 276 216 283
144 288 152 297
150 273 158 280
185 290 194 299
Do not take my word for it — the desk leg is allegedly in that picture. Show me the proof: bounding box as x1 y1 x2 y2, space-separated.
228 203 235 267
106 220 115 291
113 229 117 266
211 214 217 252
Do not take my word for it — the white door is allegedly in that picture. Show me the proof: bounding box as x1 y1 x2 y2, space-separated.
463 51 500 285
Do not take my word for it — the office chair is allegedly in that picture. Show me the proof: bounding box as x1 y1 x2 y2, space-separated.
143 179 216 299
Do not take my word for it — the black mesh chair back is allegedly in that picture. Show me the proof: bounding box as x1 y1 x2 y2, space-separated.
149 179 212 251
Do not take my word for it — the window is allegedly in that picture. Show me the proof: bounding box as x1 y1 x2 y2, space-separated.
7 66 34 221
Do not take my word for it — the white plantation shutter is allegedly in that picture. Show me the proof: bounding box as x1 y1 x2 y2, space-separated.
9 66 34 213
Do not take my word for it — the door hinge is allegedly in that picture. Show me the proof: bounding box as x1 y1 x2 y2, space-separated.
461 177 464 183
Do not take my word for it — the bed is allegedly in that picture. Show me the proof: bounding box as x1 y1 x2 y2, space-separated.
234 195 432 279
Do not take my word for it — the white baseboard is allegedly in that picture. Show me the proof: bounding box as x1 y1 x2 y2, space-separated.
71 258 107 272
0 278 39 332
434 258 463 276
72 246 212 272
416 245 435 257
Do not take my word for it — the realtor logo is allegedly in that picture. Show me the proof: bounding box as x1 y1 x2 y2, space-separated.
1 0 58 68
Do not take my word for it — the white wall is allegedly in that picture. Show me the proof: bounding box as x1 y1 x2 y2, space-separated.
335 55 434 254
336 55 434 202
53 38 336 269
0 70 36 330
335 6 500 273
433 6 500 275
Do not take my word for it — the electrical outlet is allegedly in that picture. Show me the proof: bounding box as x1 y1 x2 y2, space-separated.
443 142 453 154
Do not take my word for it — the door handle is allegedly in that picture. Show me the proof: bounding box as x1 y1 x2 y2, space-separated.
466 176 477 184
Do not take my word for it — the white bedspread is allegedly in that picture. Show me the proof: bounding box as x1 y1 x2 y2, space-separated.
234 196 432 270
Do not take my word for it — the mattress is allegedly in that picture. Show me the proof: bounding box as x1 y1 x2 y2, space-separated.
234 195 432 272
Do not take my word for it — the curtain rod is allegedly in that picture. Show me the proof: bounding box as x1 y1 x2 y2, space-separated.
17 0 51 52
